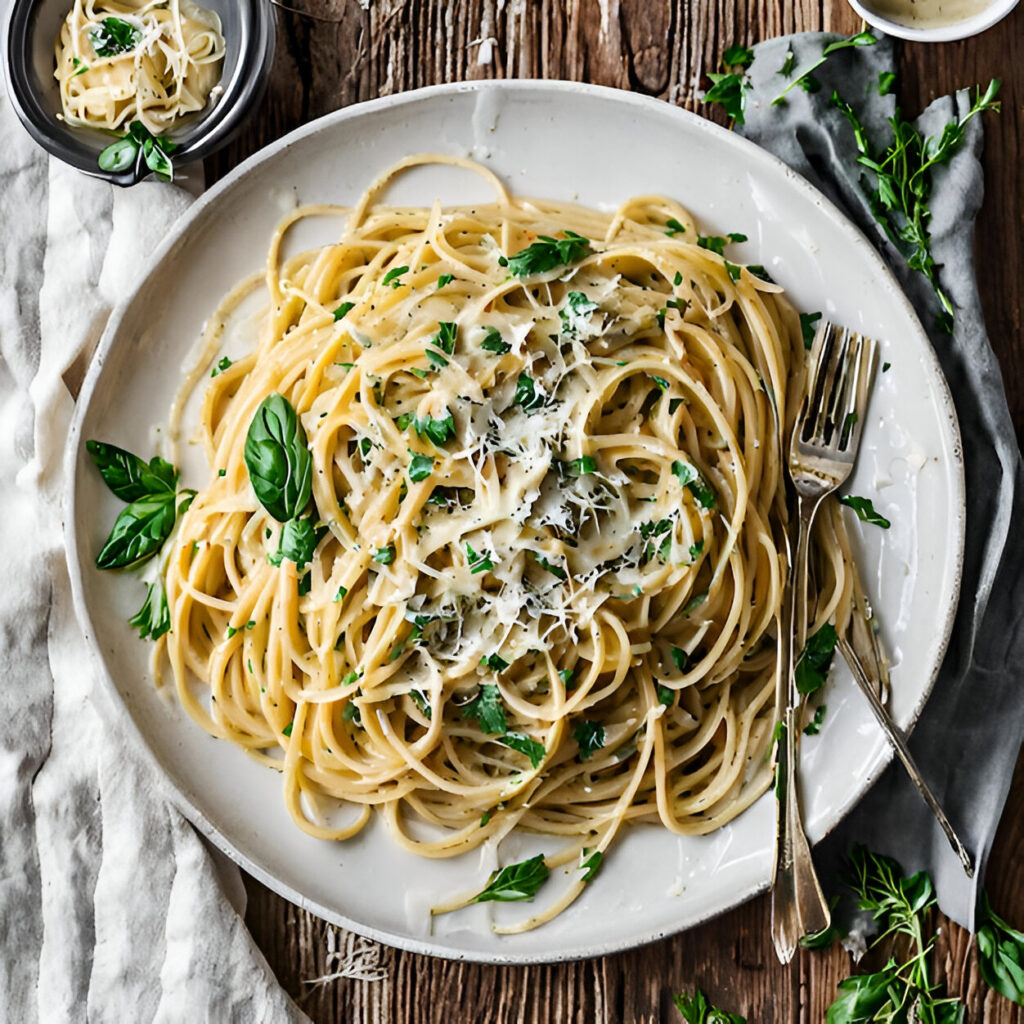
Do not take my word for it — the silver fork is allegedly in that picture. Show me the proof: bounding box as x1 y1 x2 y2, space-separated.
771 321 877 964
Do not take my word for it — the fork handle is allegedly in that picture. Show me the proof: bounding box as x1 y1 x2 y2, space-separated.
772 494 831 962
836 634 974 877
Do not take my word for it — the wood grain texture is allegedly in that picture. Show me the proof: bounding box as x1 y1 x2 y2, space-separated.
207 2 1024 1020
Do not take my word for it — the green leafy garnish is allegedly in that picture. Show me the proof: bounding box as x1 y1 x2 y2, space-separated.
572 720 605 760
481 652 510 673
502 231 592 278
804 703 827 736
372 545 396 565
480 327 511 354
795 624 838 696
772 31 877 105
830 78 1000 332
426 321 457 370
381 265 409 288
665 217 686 237
779 50 796 77
98 122 177 181
408 450 434 482
460 683 508 735
71 56 89 76
128 582 171 641
878 70 896 96
579 849 603 882
657 684 675 706
95 492 178 570
697 232 747 256
333 301 355 321
559 291 599 336
409 689 432 719
567 455 597 476
268 517 321 570
244 394 312 524
531 551 567 581
436 273 453 289
704 45 755 125
840 495 891 528
210 356 233 378
671 647 688 672
977 893 1024 1005
86 441 177 502
469 854 549 903
673 989 746 1023
465 543 494 574
414 411 456 446
502 732 546 769
513 372 545 412
671 460 716 509
89 16 141 56
723 259 741 283
800 311 822 350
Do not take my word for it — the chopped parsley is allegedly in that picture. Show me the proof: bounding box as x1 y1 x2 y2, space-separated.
804 704 828 736
436 273 453 289
665 218 686 237
567 455 597 476
414 410 456 446
426 321 457 370
481 652 510 673
559 291 599 336
502 732 546 769
381 265 409 288
657 685 675 706
333 301 355 321
501 231 593 278
469 854 549 903
407 450 434 482
410 689 432 719
465 543 494 574
334 585 347 602
697 232 747 256
372 544 396 565
573 720 605 760
460 683 508 734
795 624 839 696
531 550 567 581
89 16 141 56
671 460 717 509
480 327 511 354
579 849 604 882
840 495 891 528
671 646 688 672
513 372 545 412
800 311 822 350
210 356 233 377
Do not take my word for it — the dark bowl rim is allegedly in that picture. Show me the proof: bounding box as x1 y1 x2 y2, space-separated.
2 0 276 186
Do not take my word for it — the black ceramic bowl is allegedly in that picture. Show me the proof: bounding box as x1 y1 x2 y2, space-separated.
3 0 275 185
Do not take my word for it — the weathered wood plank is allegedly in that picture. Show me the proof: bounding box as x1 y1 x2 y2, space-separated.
205 2 1024 1020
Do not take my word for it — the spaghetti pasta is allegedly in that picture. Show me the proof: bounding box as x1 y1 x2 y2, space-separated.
54 0 225 136
158 154 851 929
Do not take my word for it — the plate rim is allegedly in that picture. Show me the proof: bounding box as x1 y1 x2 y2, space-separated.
63 78 966 964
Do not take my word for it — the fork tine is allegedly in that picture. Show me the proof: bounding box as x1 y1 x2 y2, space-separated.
821 327 853 443
842 334 877 454
802 322 840 444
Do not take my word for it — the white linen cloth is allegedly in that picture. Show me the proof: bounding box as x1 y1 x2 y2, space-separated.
0 66 309 1022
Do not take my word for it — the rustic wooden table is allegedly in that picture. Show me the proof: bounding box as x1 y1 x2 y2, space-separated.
206 2 1024 1020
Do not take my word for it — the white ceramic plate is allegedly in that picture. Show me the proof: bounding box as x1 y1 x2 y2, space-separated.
66 82 964 963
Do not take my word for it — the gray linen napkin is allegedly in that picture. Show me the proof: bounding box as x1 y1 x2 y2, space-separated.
739 34 1024 929
0 65 310 1024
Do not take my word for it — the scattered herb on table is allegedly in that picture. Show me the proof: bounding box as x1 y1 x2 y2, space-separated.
704 44 755 125
673 989 746 1023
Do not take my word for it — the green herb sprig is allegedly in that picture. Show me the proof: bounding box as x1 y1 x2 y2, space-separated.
99 122 178 181
771 31 877 106
830 78 1000 332
501 231 593 278
469 854 550 903
704 45 755 125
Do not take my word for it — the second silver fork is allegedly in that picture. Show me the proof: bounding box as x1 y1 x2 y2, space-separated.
772 321 877 964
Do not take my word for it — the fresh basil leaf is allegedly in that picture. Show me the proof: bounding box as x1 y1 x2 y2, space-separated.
128 582 171 640
460 682 508 735
573 720 604 760
840 495 891 528
469 853 549 903
825 962 898 1024
89 16 141 56
86 441 177 501
95 492 176 569
977 895 1024 1005
142 136 173 181
502 732 545 768
98 137 138 173
268 517 321 570
502 231 592 278
795 624 838 696
244 393 312 523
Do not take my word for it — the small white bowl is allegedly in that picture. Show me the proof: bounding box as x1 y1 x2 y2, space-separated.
846 0 1019 41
